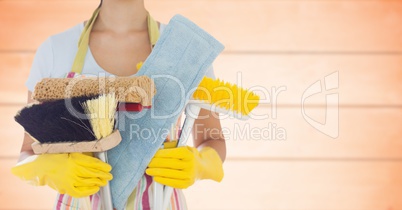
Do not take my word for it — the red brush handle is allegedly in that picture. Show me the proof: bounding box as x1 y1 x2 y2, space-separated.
117 103 151 112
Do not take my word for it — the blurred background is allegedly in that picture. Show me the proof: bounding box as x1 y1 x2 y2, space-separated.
1 0 402 209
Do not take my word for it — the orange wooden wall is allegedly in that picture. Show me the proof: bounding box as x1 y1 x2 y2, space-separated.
1 0 402 209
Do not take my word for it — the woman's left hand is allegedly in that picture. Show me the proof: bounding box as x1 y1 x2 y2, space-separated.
145 146 224 189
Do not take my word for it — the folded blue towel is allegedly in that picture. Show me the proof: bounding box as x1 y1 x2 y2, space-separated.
107 15 224 210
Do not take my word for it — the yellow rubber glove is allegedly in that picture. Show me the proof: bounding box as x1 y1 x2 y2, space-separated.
11 153 113 197
145 146 224 189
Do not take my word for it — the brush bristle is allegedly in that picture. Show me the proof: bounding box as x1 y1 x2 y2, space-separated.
193 77 260 116
83 93 118 139
15 96 98 143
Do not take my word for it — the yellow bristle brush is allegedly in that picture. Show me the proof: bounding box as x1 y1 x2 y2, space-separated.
161 76 260 209
192 77 260 118
82 94 117 210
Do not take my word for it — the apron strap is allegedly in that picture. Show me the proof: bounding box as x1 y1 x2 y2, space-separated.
70 7 100 75
148 14 160 48
70 7 160 76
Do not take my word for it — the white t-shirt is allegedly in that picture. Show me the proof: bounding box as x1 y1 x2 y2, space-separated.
26 23 215 91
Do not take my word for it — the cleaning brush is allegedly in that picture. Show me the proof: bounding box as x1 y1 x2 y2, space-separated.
15 95 121 154
161 76 260 209
193 77 260 118
15 96 98 144
15 93 119 210
32 76 155 107
83 94 118 210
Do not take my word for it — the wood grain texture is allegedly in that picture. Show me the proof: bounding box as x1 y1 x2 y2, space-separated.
0 53 31 104
184 160 402 210
3 159 402 210
221 107 402 159
1 0 402 52
3 105 402 159
2 53 401 105
0 159 56 210
213 54 402 106
0 106 25 157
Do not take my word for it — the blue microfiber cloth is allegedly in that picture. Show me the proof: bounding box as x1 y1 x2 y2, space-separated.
107 14 224 210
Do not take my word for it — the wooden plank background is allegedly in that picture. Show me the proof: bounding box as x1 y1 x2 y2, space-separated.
2 0 402 52
1 0 401 209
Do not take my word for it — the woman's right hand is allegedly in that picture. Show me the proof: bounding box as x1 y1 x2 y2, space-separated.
11 153 113 197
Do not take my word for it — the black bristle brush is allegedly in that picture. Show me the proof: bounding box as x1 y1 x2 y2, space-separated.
15 96 97 143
